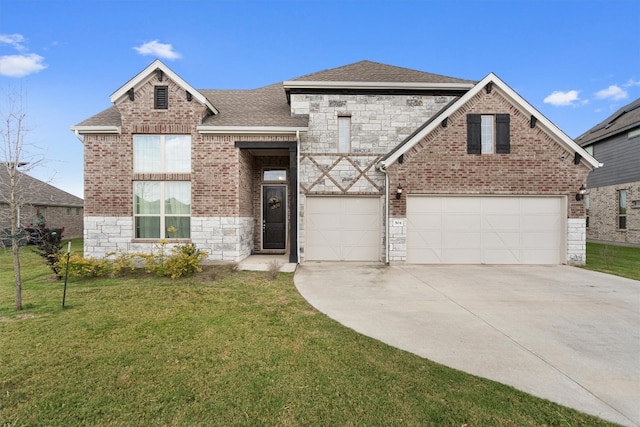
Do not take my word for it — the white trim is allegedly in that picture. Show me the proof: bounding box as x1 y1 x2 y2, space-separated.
109 59 218 115
69 126 121 134
197 126 308 135
379 73 602 170
283 80 475 91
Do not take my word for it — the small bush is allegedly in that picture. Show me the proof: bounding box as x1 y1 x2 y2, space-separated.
56 255 110 279
57 243 208 280
266 259 282 281
107 252 138 277
162 244 208 279
32 224 64 279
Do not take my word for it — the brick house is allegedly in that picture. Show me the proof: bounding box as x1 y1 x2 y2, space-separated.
72 60 599 264
576 97 640 245
0 168 84 238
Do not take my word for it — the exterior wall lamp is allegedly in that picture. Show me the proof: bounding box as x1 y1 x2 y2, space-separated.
395 183 403 200
575 184 587 201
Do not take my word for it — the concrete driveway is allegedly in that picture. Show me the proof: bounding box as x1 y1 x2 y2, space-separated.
294 263 640 426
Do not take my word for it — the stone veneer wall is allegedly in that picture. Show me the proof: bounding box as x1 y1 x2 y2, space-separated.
293 93 455 261
587 181 640 245
84 216 253 261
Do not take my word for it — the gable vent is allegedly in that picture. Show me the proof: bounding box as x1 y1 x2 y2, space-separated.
154 86 168 109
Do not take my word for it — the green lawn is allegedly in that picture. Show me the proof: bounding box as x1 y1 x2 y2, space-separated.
582 242 640 281
1 241 617 426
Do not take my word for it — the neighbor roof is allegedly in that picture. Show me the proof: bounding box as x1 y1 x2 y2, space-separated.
576 97 640 146
0 168 83 207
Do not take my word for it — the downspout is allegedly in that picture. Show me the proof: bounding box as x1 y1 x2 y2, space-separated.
73 129 84 144
378 161 390 265
296 130 301 263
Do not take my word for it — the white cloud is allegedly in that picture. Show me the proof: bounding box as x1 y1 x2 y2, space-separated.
133 40 181 60
624 78 640 87
595 85 628 101
543 90 582 106
0 53 47 77
0 33 26 50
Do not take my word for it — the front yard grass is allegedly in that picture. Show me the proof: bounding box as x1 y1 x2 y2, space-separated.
583 242 640 281
1 242 617 426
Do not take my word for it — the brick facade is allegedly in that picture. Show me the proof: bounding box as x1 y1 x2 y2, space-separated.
1 204 83 238
385 89 591 264
587 181 640 245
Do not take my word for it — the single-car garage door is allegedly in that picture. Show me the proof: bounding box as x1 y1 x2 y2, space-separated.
306 196 381 261
407 196 565 264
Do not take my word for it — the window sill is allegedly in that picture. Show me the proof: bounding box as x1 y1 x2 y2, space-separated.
132 239 192 243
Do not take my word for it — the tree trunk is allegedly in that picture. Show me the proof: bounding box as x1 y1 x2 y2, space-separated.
13 239 22 310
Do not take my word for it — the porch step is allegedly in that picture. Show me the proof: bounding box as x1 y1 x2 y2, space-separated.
237 254 297 273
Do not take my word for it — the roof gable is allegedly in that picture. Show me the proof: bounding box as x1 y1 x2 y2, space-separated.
110 60 218 115
378 73 601 171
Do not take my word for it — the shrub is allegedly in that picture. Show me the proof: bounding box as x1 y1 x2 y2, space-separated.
56 255 110 279
56 243 208 280
162 244 208 279
32 224 64 279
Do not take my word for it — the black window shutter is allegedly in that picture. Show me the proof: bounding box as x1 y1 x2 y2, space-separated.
154 86 168 109
496 114 510 154
467 114 481 154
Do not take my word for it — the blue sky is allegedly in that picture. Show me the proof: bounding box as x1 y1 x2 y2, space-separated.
1 0 639 198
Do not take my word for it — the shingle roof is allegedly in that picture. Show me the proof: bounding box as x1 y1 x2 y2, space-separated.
74 105 122 128
0 167 83 207
576 97 640 145
200 83 308 127
74 60 474 129
289 60 475 84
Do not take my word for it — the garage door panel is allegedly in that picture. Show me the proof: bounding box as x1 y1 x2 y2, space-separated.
306 197 380 261
484 232 521 247
408 196 564 265
445 197 480 212
444 231 481 248
444 248 481 263
444 215 481 231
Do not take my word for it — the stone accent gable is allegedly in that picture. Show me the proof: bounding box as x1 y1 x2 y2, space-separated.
295 93 456 195
387 89 591 219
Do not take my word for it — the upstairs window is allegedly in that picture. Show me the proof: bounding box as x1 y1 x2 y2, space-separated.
154 86 168 109
134 135 191 173
338 115 351 153
467 114 510 154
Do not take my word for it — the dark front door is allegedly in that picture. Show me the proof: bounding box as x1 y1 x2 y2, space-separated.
263 185 286 250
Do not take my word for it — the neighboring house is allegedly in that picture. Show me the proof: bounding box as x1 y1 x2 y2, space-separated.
0 168 84 238
576 98 640 245
71 60 599 265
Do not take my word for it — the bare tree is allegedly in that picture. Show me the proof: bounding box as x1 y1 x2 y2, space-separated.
0 88 42 310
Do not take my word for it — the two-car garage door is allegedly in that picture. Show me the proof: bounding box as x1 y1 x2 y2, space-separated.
304 195 565 264
407 196 565 264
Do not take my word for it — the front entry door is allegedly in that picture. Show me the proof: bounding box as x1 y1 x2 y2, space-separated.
263 185 286 250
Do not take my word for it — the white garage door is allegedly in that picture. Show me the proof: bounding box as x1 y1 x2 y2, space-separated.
407 196 565 264
306 196 381 261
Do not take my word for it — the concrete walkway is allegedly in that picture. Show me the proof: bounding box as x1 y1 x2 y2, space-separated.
294 263 640 426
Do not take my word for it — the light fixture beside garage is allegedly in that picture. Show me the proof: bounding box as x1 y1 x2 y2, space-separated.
576 184 587 201
396 183 403 200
